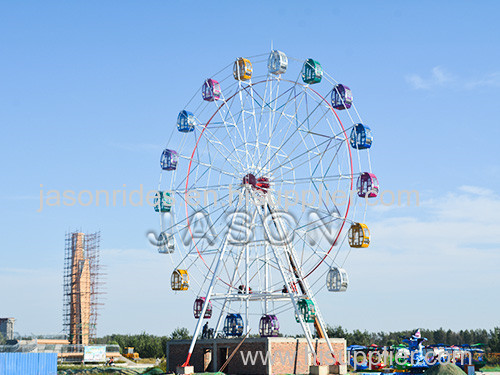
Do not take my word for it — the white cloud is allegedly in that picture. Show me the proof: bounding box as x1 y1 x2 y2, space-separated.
328 185 500 331
406 67 500 91
458 185 494 196
406 66 455 90
465 72 500 89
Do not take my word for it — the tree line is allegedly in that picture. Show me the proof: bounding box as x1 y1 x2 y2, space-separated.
326 326 500 351
92 326 500 359
93 327 191 358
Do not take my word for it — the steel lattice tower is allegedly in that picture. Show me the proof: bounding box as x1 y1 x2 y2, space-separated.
63 231 103 345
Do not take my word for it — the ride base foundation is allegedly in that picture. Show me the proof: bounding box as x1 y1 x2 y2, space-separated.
329 364 348 374
176 365 194 375
167 337 346 375
309 365 329 375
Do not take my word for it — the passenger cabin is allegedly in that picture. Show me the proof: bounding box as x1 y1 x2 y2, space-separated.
256 177 270 193
153 191 172 212
171 269 189 291
357 172 379 198
326 267 349 292
259 315 280 337
331 84 353 110
295 299 316 323
193 297 212 319
348 223 370 248
223 313 244 337
202 78 221 101
158 231 175 254
160 149 178 171
350 123 373 150
268 50 288 75
177 110 196 133
233 58 253 81
302 59 323 84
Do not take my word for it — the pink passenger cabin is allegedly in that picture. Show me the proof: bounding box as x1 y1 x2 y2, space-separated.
357 172 379 198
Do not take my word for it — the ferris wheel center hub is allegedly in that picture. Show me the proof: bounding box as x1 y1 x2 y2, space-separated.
242 173 257 187
243 174 270 193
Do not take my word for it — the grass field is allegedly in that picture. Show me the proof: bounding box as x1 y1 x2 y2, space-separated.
480 366 500 372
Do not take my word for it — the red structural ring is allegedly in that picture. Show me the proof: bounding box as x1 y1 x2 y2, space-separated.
302 86 353 279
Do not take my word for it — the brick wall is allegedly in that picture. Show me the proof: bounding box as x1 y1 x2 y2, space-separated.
269 338 346 374
167 337 346 375
167 339 267 374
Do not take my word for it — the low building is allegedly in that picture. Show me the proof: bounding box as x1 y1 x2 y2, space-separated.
0 339 120 363
166 337 346 375
0 318 15 341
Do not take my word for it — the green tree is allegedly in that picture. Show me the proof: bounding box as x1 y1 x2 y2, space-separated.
134 332 163 358
475 329 489 345
434 328 446 344
350 329 371 346
171 327 191 340
326 325 348 339
446 329 457 345
489 327 500 352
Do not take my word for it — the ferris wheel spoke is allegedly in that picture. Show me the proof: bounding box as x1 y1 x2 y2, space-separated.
309 140 344 208
213 90 255 154
178 154 239 181
254 78 272 155
160 189 232 235
317 140 349 193
196 115 247 175
264 135 348 184
251 78 290 162
254 96 324 178
212 101 249 170
199 126 247 173
247 83 265 164
249 85 307 175
255 90 329 177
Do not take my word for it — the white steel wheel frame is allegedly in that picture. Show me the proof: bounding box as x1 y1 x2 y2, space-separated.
157 52 373 366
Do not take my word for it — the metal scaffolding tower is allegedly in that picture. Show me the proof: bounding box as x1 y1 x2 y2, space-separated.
62 231 103 345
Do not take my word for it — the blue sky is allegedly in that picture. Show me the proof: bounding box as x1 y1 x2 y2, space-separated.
1 0 499 337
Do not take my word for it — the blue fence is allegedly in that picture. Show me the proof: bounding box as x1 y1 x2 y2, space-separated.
0 353 57 375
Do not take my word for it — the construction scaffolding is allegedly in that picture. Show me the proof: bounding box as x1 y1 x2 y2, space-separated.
63 231 104 345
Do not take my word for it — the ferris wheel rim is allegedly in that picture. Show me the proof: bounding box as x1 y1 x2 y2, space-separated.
184 81 241 288
300 85 353 279
182 78 354 285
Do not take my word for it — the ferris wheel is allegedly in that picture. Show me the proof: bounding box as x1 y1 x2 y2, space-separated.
154 50 378 366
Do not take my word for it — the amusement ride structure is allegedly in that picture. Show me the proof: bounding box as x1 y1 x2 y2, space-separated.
154 50 378 366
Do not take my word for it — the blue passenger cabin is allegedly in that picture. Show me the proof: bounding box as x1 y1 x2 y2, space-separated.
349 123 373 149
177 110 196 133
223 313 244 337
160 149 178 171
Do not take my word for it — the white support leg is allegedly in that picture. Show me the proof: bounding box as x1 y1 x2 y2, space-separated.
214 249 245 336
254 200 319 364
182 216 237 366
